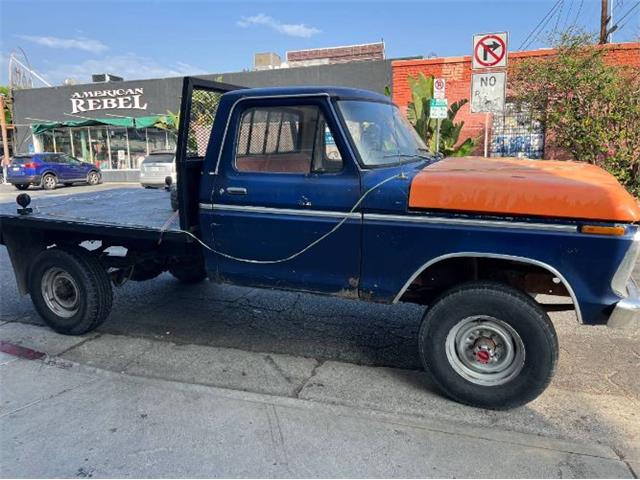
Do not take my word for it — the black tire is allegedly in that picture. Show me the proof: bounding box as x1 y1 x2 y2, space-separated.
418 281 558 410
41 173 57 190
87 171 100 186
168 259 206 284
14 184 30 190
28 246 113 335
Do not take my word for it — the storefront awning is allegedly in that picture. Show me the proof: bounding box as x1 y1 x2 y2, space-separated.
31 115 175 134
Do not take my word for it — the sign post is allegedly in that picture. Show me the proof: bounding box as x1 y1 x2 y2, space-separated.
471 32 508 157
429 98 448 154
472 32 508 70
471 71 506 113
433 78 446 99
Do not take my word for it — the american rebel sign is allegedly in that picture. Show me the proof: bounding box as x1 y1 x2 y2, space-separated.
472 32 508 69
70 87 148 113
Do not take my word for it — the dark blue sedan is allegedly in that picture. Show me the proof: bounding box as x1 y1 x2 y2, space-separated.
7 153 102 190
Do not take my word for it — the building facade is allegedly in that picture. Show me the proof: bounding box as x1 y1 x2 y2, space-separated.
11 59 392 180
391 42 640 158
10 41 639 181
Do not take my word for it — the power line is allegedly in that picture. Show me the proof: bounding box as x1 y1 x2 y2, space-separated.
552 0 566 35
569 0 585 30
519 0 565 50
608 0 640 35
561 0 576 30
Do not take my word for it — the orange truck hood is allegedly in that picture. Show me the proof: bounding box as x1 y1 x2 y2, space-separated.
408 157 640 222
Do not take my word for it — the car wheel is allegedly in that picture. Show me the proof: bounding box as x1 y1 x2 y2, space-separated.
418 281 558 410
28 246 113 335
14 184 30 190
87 171 100 186
41 173 57 190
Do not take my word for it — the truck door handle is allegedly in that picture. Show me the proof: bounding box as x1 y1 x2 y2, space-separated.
226 187 247 195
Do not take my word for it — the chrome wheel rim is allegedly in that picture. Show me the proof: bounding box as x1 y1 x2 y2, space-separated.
43 175 55 189
89 172 98 184
445 315 525 386
41 267 79 318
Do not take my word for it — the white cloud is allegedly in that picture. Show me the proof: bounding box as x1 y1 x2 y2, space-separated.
17 35 108 54
237 13 320 38
42 53 206 84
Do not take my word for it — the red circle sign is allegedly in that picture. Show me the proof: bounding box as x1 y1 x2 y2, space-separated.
434 79 445 90
474 35 506 67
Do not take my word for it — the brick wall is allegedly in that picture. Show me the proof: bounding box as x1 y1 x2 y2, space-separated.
391 42 640 157
287 42 384 66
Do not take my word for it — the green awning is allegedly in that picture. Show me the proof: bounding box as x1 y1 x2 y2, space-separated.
31 115 173 134
134 115 175 129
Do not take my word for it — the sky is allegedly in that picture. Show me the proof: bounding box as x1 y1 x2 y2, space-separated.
0 0 638 86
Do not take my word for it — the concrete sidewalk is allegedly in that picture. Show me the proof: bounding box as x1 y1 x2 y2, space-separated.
0 323 637 478
0 354 633 478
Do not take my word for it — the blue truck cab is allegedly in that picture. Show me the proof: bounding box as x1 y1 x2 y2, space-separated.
2 78 638 409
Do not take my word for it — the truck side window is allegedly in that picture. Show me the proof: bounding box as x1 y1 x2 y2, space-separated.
235 105 342 174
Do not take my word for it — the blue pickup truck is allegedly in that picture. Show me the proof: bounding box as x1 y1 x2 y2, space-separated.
1 78 638 409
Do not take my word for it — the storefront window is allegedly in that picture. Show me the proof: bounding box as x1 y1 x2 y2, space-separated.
33 124 179 170
147 128 168 153
39 131 55 152
127 128 147 169
109 127 130 169
90 127 110 170
53 129 72 155
167 131 177 151
71 128 91 163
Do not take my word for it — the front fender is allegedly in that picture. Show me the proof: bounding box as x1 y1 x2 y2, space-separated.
360 215 636 325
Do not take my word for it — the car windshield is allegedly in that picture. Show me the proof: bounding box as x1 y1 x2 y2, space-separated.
143 154 174 164
337 100 433 167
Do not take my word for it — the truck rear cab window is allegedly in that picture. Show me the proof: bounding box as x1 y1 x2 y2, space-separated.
235 105 342 174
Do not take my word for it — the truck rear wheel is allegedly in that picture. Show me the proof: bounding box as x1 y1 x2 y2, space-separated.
418 281 558 410
28 247 113 335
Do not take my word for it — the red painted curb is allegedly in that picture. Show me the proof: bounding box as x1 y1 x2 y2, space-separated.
0 341 46 360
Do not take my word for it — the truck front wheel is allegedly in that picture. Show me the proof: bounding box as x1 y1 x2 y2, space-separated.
28 247 113 335
419 281 558 410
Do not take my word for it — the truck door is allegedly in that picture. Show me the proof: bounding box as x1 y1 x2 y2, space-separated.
202 97 362 295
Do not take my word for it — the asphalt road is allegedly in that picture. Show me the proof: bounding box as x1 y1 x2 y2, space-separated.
1 182 639 475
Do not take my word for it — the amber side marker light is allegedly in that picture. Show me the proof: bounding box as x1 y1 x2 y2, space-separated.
580 225 626 236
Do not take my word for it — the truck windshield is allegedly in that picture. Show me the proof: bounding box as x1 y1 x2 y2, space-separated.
338 100 433 167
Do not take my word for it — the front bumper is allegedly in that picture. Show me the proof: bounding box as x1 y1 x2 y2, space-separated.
608 280 640 330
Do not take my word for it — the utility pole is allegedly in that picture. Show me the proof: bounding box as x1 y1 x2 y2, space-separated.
600 0 610 44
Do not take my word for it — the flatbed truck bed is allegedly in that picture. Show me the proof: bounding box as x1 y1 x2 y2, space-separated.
0 187 189 247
